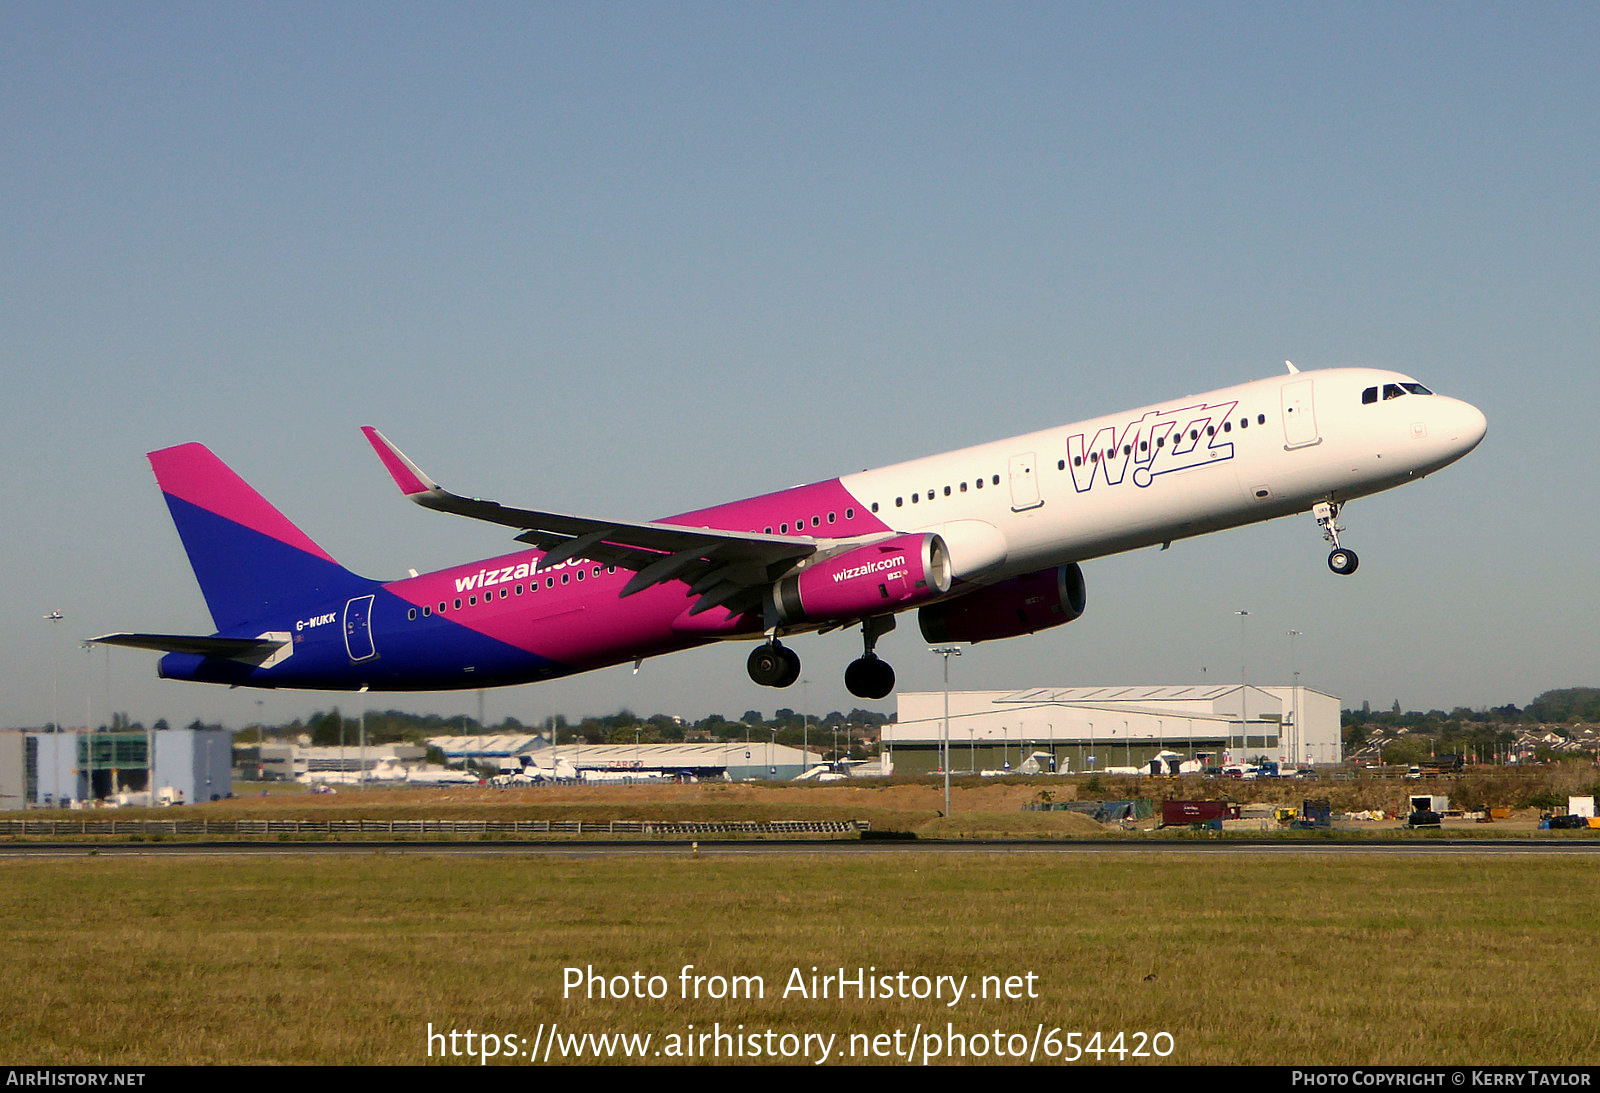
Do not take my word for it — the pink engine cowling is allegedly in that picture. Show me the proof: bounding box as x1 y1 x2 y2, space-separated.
917 564 1086 644
772 533 952 624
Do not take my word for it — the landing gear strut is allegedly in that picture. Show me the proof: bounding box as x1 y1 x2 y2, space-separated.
845 615 896 700
747 641 800 688
1313 500 1360 575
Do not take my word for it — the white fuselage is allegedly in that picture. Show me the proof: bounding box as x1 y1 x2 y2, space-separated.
833 367 1485 586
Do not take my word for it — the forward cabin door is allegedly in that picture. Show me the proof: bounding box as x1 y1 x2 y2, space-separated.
1008 452 1043 511
1280 379 1321 450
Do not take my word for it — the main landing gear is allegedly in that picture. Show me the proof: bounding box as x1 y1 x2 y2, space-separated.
747 641 801 688
1313 500 1360 576
844 615 896 700
746 616 899 700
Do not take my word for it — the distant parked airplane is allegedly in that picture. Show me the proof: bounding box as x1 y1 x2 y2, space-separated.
94 364 1485 699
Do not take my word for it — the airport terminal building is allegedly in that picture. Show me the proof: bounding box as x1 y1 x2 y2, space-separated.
0 727 234 809
889 684 1340 776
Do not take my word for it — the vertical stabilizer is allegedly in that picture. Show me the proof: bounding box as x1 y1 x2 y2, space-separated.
148 443 373 630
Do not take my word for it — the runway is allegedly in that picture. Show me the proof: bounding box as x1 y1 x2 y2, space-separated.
3 837 1596 858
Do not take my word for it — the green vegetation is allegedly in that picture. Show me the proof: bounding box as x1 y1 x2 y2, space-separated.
2 852 1597 1065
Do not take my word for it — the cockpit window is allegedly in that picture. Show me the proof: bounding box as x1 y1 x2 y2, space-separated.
1364 381 1434 405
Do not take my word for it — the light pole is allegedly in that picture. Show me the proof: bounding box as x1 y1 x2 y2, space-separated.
801 679 811 774
1286 629 1303 766
1235 610 1250 762
931 646 961 817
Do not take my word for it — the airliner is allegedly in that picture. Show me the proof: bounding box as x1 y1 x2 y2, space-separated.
93 364 1485 700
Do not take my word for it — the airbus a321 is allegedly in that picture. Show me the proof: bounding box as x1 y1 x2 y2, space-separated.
94 364 1486 699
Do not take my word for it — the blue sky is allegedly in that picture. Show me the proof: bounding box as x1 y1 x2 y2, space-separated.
4 3 1596 731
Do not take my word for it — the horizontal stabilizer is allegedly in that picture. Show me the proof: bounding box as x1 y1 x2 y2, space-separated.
89 632 287 663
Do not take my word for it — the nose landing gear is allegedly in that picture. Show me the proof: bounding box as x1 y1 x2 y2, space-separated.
1314 500 1360 575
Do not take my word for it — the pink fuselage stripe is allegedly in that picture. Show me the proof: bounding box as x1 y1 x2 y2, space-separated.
385 478 887 666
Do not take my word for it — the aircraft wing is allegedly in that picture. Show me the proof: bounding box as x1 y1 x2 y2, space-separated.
361 427 820 613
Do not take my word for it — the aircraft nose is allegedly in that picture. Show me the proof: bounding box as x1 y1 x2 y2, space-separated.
1450 399 1488 454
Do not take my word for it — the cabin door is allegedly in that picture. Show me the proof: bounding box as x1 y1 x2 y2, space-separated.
1008 452 1043 511
1280 379 1321 450
343 595 377 662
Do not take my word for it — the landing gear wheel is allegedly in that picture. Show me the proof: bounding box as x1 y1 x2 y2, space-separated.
845 655 896 700
1328 548 1359 576
748 643 800 688
774 645 801 688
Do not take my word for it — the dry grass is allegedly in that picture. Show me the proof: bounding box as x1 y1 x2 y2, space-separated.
2 851 1596 1065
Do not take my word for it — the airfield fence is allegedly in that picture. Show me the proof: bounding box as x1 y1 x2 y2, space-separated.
0 818 869 837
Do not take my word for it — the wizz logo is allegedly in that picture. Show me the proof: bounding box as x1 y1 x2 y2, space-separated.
1065 400 1239 493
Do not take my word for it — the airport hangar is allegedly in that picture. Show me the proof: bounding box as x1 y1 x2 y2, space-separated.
427 735 820 781
888 685 1341 776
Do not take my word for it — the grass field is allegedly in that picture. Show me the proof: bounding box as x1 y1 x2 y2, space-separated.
2 850 1596 1065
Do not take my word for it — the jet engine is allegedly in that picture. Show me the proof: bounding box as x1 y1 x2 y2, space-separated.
772 533 951 625
917 563 1086 644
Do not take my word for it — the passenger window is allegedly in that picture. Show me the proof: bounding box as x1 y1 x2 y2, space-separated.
408 608 417 620
992 475 1000 485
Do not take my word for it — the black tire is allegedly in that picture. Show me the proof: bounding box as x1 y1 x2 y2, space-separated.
747 644 788 687
1328 548 1359 575
845 655 895 700
774 645 801 688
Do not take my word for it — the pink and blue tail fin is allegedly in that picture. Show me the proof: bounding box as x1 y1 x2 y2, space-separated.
148 443 372 631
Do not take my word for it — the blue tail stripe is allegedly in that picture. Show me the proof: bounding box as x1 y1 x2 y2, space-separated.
163 494 376 631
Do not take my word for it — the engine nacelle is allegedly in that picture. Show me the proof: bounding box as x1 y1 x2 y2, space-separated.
917 563 1086 644
773 533 952 624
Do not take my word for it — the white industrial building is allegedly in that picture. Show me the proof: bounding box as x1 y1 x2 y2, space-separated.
0 727 234 808
426 735 821 781
890 685 1340 775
